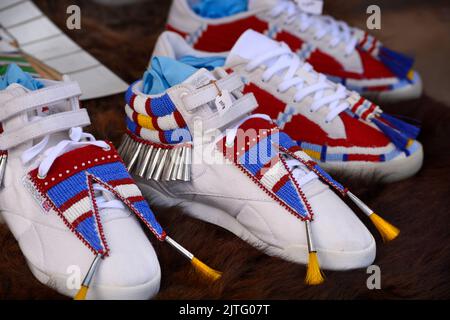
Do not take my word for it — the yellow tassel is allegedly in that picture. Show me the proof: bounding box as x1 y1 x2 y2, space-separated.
407 69 414 81
407 139 414 148
74 285 89 300
305 252 325 285
369 213 400 242
191 257 222 282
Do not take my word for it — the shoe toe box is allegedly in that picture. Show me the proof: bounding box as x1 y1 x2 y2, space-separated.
20 209 161 300
238 181 376 270
87 214 161 300
302 187 376 270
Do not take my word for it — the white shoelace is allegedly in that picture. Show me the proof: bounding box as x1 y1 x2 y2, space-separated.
246 44 350 122
218 113 317 187
22 125 124 210
270 0 358 55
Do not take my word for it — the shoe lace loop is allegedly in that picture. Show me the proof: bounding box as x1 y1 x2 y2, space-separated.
21 124 122 210
246 43 350 122
270 0 358 55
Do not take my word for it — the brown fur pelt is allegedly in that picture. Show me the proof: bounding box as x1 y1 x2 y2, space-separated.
0 0 449 300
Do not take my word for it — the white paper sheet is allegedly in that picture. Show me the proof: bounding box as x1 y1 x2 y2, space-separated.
0 0 128 100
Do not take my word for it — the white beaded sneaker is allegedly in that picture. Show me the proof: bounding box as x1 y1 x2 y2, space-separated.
165 0 422 103
117 56 400 283
151 30 424 183
0 64 220 299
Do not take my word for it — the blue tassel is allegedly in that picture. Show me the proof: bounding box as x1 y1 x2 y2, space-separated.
378 47 414 79
372 118 410 152
380 113 420 139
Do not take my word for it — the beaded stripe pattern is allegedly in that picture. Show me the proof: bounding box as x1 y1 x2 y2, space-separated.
124 83 191 144
167 14 416 89
25 143 165 254
347 97 420 155
240 82 420 163
273 130 347 196
119 83 193 181
217 118 313 221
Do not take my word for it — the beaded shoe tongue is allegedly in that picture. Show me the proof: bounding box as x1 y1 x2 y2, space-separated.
217 115 330 284
218 116 316 221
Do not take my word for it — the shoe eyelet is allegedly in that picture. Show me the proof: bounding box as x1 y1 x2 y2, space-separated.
103 145 111 151
37 173 47 180
309 109 314 113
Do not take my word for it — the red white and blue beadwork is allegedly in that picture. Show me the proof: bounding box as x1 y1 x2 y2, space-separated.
217 118 314 221
216 117 349 222
149 29 424 182
117 63 400 281
119 81 193 182
166 0 421 97
24 143 166 255
243 82 420 165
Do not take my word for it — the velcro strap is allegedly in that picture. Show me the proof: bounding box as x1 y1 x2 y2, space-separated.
0 81 82 122
203 93 258 131
183 73 244 111
0 109 91 150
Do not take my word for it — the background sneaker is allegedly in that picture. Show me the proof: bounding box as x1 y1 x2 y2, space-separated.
166 0 422 103
0 64 161 299
151 30 424 183
118 56 380 281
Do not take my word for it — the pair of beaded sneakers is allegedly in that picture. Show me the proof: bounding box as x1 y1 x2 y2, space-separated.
118 31 417 289
0 32 421 300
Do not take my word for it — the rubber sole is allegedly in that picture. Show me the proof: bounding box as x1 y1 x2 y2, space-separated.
319 143 423 183
138 182 376 271
28 258 161 300
365 73 423 104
